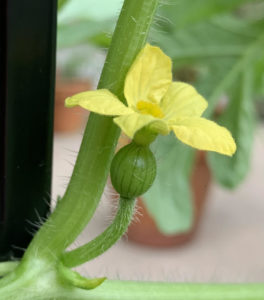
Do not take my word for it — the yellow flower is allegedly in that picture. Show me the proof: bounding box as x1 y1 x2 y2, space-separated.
65 44 236 156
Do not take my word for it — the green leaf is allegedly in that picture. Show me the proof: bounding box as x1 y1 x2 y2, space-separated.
58 0 121 24
196 57 237 100
143 135 195 234
57 19 113 48
145 6 264 234
57 0 121 48
208 68 256 188
197 29 264 117
151 14 257 63
156 0 258 30
253 52 264 98
58 0 69 11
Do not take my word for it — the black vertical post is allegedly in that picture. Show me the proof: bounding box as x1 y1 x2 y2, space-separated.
0 1 57 260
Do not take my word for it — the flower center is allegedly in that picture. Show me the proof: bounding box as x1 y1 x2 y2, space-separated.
136 100 164 118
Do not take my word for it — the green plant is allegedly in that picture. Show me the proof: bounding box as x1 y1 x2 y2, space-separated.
143 0 264 234
57 0 264 235
0 1 263 299
57 0 117 48
56 0 118 78
0 0 159 298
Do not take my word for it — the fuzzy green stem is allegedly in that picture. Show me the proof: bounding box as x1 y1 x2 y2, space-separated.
67 280 264 300
0 279 264 300
23 0 159 262
0 261 19 277
62 198 135 268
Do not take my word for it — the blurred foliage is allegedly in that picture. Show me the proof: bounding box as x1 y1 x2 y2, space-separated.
144 136 195 234
57 0 264 234
58 0 69 11
208 69 256 188
57 0 120 48
144 0 264 234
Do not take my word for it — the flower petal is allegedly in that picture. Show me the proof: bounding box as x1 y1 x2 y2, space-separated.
114 113 168 139
171 117 236 156
161 82 208 119
65 89 133 116
124 44 172 108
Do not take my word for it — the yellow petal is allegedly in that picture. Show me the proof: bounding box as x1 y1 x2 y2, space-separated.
161 82 208 119
136 100 164 118
170 117 236 156
65 89 132 116
114 113 168 139
124 44 172 108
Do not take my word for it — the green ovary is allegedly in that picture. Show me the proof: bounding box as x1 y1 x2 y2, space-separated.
110 142 157 199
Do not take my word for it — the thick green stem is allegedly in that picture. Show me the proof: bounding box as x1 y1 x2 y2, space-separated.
0 261 19 277
62 198 135 268
67 281 264 300
0 279 264 300
23 0 159 262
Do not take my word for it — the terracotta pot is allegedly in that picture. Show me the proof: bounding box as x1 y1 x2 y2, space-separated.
127 151 211 247
54 79 91 132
